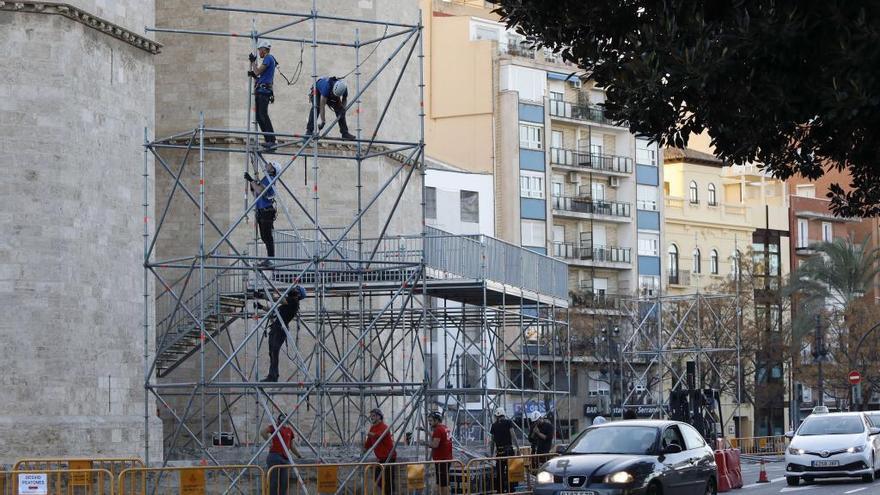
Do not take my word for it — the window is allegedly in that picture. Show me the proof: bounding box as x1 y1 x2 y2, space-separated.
552 181 563 198
425 186 437 220
520 171 545 199
639 276 659 296
708 183 717 206
549 91 564 101
796 184 816 198
688 181 699 204
822 222 832 242
638 234 660 256
668 244 679 279
680 424 706 450
521 220 546 248
460 190 479 223
551 130 563 149
636 138 658 166
519 123 543 149
591 182 606 201
692 248 701 273
637 185 658 211
710 249 719 274
797 219 809 248
587 371 610 396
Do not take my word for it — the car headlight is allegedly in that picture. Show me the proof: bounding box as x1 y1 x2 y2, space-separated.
604 471 634 484
536 471 554 484
788 447 805 455
847 445 866 453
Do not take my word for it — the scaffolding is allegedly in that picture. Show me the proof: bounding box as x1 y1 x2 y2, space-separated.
619 293 742 437
141 2 570 481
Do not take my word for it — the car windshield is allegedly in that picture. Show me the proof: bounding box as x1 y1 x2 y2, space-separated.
866 414 880 426
797 416 864 436
567 426 657 455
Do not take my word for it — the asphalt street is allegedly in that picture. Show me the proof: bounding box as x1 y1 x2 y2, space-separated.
737 461 880 495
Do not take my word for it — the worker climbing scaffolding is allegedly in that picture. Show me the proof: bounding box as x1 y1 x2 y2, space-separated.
306 76 356 140
259 285 307 383
248 40 278 149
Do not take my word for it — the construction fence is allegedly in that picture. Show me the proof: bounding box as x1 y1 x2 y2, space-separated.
0 453 557 495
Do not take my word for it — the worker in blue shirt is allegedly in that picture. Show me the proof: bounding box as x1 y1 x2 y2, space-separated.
244 162 278 268
305 76 356 140
249 40 277 149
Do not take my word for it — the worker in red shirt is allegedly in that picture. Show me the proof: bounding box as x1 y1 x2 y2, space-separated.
263 413 302 495
365 408 397 495
428 411 453 495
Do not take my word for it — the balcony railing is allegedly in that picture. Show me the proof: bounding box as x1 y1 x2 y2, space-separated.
506 41 536 59
552 243 632 264
550 147 633 174
548 99 618 126
571 290 627 310
668 269 691 286
552 196 631 218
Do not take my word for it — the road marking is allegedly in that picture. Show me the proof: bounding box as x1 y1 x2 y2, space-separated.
844 488 868 494
742 476 785 489
779 486 817 492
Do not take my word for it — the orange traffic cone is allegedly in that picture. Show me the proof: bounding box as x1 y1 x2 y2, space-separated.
757 459 769 483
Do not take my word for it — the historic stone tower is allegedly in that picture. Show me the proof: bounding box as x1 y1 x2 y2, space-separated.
0 1 162 464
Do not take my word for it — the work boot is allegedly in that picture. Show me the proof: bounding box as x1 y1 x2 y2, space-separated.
260 375 278 383
341 132 356 141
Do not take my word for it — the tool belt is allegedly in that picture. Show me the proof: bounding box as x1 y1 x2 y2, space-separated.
256 206 277 222
255 83 274 102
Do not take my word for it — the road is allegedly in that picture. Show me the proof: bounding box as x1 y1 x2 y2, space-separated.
737 461 880 495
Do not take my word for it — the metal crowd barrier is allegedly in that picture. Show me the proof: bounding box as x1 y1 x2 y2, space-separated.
463 453 557 495
726 435 788 456
1 468 114 495
13 458 144 479
264 462 383 495
117 465 264 495
364 460 466 495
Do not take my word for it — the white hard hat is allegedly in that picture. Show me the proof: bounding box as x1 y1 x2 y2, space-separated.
267 162 279 175
257 40 271 49
528 411 542 422
332 79 348 97
494 408 505 417
592 416 607 426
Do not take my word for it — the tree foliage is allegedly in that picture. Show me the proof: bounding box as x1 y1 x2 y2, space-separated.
489 1 880 216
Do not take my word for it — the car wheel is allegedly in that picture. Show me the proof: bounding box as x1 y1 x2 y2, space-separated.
704 478 716 495
646 481 663 495
786 477 799 486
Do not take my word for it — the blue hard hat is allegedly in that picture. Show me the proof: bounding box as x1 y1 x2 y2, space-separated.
295 285 307 300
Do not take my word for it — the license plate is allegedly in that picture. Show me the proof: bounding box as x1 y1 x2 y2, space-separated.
812 460 839 467
559 491 598 495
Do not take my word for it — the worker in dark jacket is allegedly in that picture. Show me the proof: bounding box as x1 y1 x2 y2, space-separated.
260 285 306 382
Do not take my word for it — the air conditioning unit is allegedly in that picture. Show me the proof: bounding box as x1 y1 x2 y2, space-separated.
569 78 582 89
609 176 620 188
566 171 579 183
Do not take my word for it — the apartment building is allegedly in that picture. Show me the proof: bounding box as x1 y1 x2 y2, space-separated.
422 0 664 430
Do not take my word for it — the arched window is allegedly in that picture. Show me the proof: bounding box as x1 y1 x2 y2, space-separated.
710 249 719 274
693 248 701 273
708 183 717 206
668 244 679 283
689 181 699 204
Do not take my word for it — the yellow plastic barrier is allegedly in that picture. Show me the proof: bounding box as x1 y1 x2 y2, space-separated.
364 459 466 495
464 453 558 495
14 459 144 479
2 468 114 495
725 435 788 456
117 465 264 495
265 462 382 495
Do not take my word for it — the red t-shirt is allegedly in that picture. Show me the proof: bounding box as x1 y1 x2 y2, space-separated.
269 425 295 458
431 424 453 460
365 422 396 461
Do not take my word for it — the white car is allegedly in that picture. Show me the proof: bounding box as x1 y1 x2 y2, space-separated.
785 412 880 486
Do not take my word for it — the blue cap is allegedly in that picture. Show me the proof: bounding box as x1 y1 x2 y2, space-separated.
295 285 307 300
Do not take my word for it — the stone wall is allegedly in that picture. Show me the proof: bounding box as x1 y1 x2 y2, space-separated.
0 5 161 464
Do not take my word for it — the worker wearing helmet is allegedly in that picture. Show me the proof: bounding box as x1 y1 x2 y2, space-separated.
248 39 278 149
489 408 517 493
305 76 356 140
365 408 397 495
258 285 307 383
528 411 555 458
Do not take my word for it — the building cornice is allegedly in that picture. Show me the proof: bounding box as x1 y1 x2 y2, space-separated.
0 1 161 54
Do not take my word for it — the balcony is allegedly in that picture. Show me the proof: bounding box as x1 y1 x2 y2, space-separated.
552 196 631 220
552 242 632 266
571 290 627 311
549 147 633 174
506 41 536 59
668 269 691 286
548 99 620 127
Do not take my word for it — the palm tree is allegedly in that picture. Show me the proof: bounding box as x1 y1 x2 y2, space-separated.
786 235 880 340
